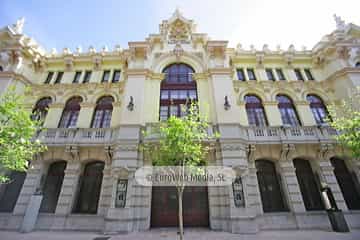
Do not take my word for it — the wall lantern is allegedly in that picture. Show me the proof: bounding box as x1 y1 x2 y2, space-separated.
224 96 231 110
127 96 134 111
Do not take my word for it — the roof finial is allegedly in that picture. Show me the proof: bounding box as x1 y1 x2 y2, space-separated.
11 17 25 34
333 14 346 31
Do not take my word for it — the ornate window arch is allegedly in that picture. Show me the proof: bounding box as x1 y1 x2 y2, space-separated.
58 96 83 128
276 95 301 126
293 158 323 211
256 159 287 212
91 96 114 128
39 161 67 213
73 161 105 214
31 97 52 123
306 94 328 125
244 95 268 126
330 157 360 210
159 63 197 120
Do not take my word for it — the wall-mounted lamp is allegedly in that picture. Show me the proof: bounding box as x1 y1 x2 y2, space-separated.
127 96 134 111
224 96 231 110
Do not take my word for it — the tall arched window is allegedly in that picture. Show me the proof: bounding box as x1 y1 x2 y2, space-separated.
293 159 323 211
0 171 26 212
73 161 104 214
39 161 67 213
256 160 287 212
276 95 300 126
91 96 114 128
244 95 268 126
31 97 52 123
58 96 83 128
160 63 197 120
330 157 360 210
306 95 328 125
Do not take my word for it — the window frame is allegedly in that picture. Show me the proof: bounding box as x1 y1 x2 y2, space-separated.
101 70 111 83
44 72 54 84
276 95 301 126
247 68 256 81
294 69 304 81
236 68 246 81
304 68 314 81
83 71 92 83
275 68 286 80
54 72 64 84
112 70 121 83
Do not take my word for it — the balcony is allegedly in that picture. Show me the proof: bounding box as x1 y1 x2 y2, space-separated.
36 125 338 146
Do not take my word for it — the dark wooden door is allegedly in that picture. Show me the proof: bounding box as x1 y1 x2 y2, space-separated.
151 186 209 227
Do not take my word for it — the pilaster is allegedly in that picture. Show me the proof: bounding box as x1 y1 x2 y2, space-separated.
77 102 95 128
295 101 316 126
263 101 282 126
43 103 64 128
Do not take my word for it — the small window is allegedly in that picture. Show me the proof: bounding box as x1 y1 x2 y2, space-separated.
247 68 256 80
83 71 92 83
102 70 110 82
265 68 275 81
112 70 121 82
237 69 245 81
44 72 54 84
304 69 314 80
73 71 82 83
276 69 286 80
294 69 304 81
54 72 63 84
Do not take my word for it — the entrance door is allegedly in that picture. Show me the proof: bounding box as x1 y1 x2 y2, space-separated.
151 186 209 227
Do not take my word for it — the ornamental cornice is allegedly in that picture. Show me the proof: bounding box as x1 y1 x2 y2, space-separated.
325 67 360 83
208 68 232 76
32 81 124 91
125 68 151 77
192 72 209 81
294 101 310 106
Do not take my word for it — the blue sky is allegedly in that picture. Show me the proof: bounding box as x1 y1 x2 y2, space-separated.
1 0 359 52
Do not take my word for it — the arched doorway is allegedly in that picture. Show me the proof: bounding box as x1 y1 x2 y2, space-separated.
151 186 209 227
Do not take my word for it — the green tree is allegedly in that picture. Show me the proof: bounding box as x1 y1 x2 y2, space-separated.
328 87 360 158
0 87 46 183
143 103 218 240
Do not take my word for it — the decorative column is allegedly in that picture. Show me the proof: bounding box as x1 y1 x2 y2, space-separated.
76 102 95 128
43 103 64 128
317 144 348 211
294 101 316 126
263 101 282 126
278 144 306 213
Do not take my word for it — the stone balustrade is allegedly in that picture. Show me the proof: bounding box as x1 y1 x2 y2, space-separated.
35 125 338 146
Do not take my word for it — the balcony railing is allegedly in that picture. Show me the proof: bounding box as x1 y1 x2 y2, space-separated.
36 125 338 146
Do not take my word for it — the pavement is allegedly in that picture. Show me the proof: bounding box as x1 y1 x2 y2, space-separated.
0 228 360 240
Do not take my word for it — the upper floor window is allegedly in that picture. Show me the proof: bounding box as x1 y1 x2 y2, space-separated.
102 70 110 82
58 96 83 128
244 95 267 126
112 70 121 82
265 69 275 81
275 69 286 80
44 72 54 84
247 69 256 80
304 69 314 80
73 71 82 83
91 96 114 128
164 63 193 83
306 95 328 125
160 63 196 120
276 95 300 126
31 97 52 123
237 68 245 81
54 72 63 84
83 71 92 83
294 69 304 81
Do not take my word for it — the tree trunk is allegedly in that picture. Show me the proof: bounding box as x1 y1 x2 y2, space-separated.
177 188 184 240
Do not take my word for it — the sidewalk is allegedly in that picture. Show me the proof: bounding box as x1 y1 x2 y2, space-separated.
0 228 359 240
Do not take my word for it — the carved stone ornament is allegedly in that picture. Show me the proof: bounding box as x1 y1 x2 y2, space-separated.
173 43 184 61
246 144 256 162
280 143 296 161
336 46 350 60
221 144 243 152
93 56 102 70
168 19 190 43
11 17 25 34
256 53 264 67
65 145 80 162
333 14 346 31
64 57 74 71
32 54 45 72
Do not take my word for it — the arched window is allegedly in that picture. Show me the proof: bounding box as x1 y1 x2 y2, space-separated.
39 161 67 213
31 97 52 123
91 96 114 128
58 96 83 128
160 63 197 120
306 95 328 125
0 171 26 212
244 95 268 126
276 95 300 126
330 157 360 210
73 161 104 214
293 159 323 211
256 160 287 212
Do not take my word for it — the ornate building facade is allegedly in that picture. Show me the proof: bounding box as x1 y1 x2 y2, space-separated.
0 10 360 233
